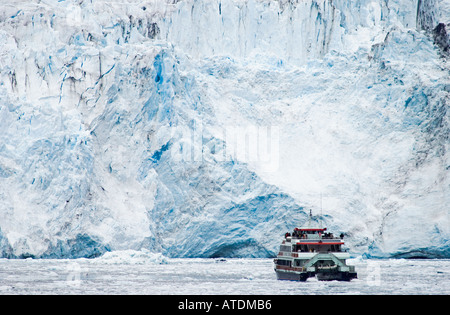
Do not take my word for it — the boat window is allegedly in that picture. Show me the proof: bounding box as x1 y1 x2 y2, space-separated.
293 245 309 252
276 259 291 267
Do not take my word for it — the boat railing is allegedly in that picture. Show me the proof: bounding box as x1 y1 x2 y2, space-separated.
290 235 342 240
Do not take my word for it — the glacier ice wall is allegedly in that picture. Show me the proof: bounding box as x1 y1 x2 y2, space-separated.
0 0 448 258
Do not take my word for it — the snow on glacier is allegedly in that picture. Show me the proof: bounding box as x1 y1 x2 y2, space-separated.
0 0 448 259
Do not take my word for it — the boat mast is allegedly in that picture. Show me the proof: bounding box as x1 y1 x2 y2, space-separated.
320 193 323 229
307 209 313 228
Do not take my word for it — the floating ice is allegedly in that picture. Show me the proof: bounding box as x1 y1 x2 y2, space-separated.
95 249 168 265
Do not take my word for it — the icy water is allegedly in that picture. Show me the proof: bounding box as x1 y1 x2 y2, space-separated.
0 257 449 295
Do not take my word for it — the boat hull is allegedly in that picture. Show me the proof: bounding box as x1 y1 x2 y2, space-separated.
316 271 357 281
276 270 357 282
275 270 313 282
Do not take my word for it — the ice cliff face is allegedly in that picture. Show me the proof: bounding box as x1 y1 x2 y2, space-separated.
0 0 448 259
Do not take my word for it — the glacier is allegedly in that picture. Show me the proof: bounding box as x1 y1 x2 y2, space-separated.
0 0 448 259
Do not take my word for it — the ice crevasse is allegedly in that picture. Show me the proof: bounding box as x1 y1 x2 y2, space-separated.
0 0 448 259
